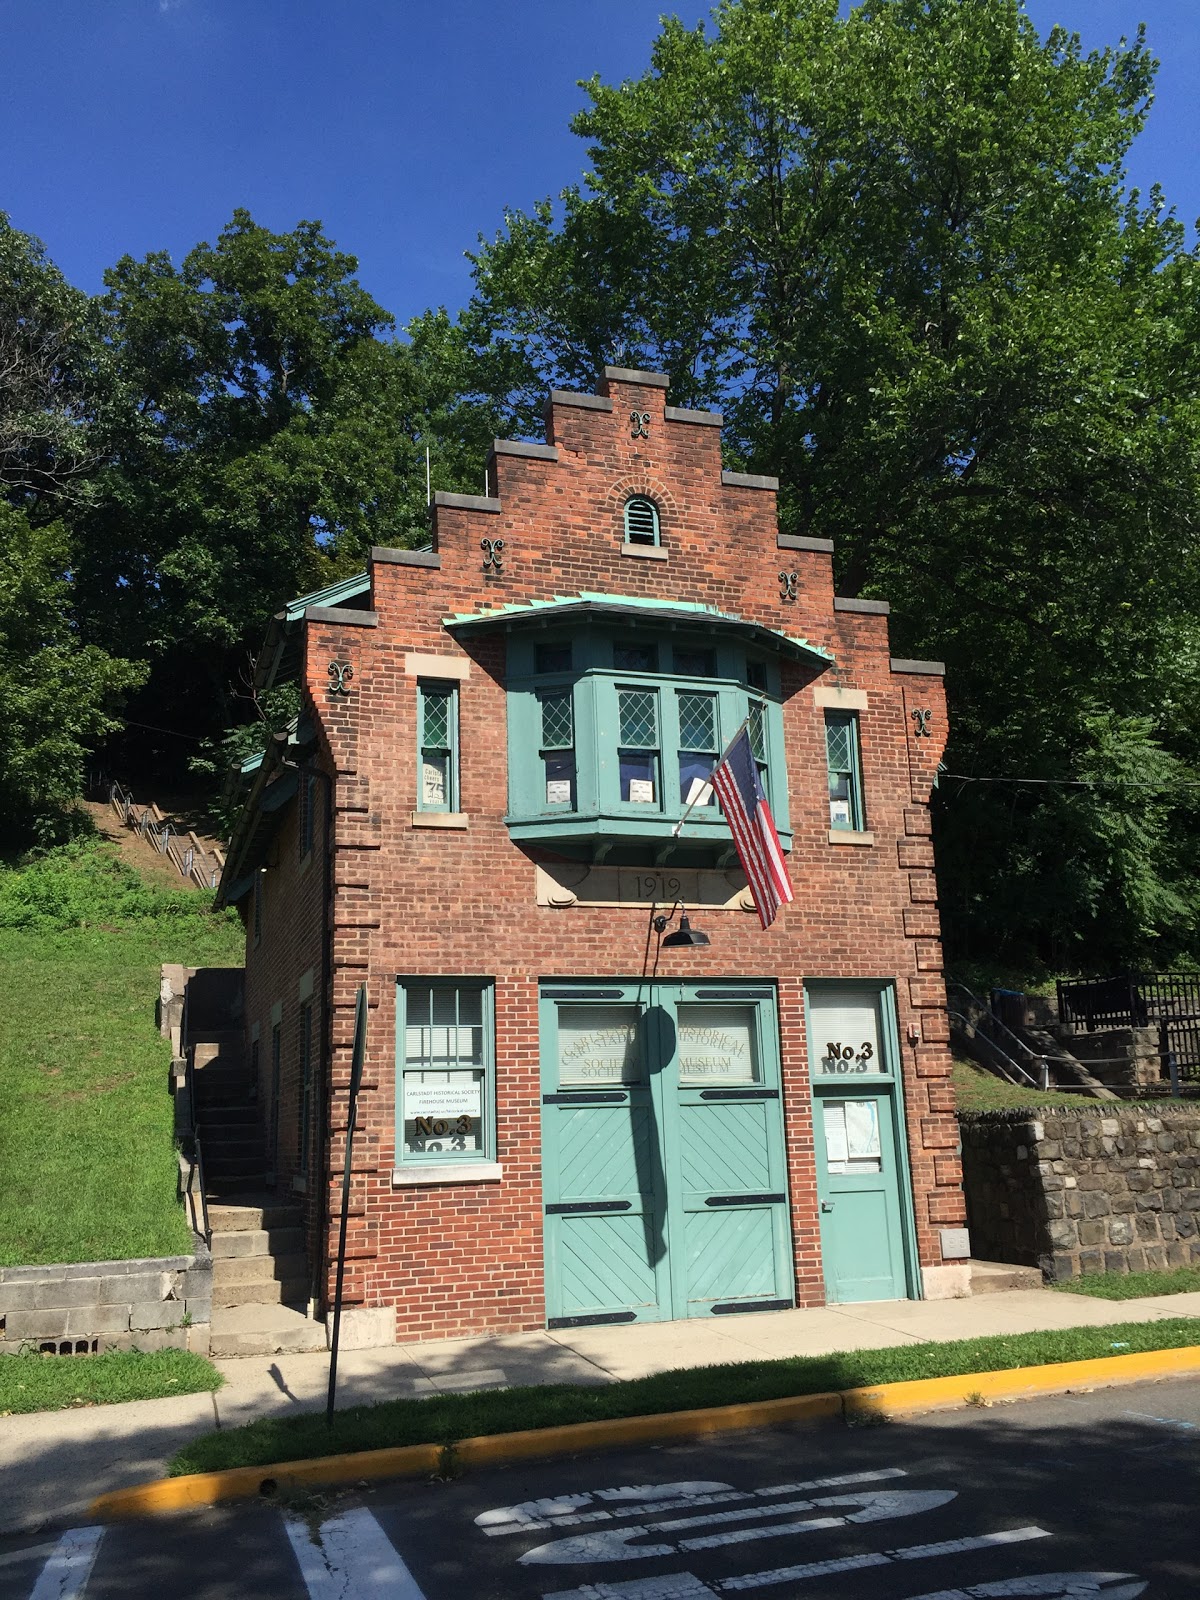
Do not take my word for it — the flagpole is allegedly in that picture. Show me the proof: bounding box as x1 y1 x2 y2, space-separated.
672 713 753 838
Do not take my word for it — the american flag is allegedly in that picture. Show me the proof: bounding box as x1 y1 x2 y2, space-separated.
711 726 794 930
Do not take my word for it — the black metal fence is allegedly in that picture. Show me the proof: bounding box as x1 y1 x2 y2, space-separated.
1057 972 1200 1083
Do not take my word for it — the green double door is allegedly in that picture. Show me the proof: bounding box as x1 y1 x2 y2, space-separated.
540 982 794 1327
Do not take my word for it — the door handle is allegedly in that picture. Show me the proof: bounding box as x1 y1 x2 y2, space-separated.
820 1201 834 1213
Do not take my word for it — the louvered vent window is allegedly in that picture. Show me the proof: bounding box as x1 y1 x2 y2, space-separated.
624 496 661 546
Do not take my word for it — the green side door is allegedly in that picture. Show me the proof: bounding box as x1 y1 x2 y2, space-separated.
540 982 793 1327
806 983 918 1304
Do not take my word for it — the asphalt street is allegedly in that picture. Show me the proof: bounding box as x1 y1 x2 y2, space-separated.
0 1377 1196 1599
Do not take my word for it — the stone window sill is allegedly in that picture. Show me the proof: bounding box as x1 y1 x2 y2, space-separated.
829 829 874 847
620 542 668 560
411 812 469 829
392 1162 503 1186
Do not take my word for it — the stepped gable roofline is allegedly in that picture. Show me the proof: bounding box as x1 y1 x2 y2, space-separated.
602 365 671 388
254 569 373 694
443 591 834 670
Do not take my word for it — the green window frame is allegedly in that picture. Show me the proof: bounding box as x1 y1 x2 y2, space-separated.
623 495 661 546
825 711 865 831
417 680 458 813
504 630 791 850
395 979 495 1167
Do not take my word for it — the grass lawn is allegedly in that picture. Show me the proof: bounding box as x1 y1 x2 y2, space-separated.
170 1315 1200 1476
0 839 243 1267
0 1347 222 1414
1052 1266 1200 1300
952 1057 1195 1114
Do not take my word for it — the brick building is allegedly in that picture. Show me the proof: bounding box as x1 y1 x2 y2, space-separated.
216 366 968 1348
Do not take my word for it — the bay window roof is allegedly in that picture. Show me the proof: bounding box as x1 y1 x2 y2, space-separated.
442 592 834 671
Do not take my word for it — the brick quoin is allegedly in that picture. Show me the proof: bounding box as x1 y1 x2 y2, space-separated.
222 367 967 1344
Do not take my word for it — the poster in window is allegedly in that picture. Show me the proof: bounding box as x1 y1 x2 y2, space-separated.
628 779 655 804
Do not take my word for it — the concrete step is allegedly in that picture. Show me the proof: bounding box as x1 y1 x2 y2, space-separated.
212 1277 309 1309
197 1105 259 1126
193 1040 244 1071
970 1258 1045 1293
207 1177 275 1200
207 1198 303 1232
209 1226 305 1260
209 1302 326 1358
214 1251 308 1288
204 1157 268 1181
201 1132 264 1156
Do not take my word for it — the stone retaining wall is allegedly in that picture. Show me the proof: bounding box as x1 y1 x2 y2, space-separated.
960 1106 1200 1280
0 1246 212 1356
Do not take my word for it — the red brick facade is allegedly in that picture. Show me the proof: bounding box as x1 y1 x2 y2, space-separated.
231 367 966 1343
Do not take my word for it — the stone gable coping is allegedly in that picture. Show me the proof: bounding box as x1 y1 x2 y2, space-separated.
489 439 559 462
603 366 670 388
372 546 443 566
778 533 834 553
664 405 723 427
546 390 614 412
305 606 378 627
835 597 891 615
430 492 501 514
721 470 780 491
891 657 946 676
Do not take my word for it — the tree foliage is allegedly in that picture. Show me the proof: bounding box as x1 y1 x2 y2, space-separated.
0 507 144 838
456 0 1200 969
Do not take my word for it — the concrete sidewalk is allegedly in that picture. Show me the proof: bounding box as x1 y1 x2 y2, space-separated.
3 1286 1198 1538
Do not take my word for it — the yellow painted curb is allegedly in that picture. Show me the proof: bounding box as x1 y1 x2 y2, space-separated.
843 1343 1200 1419
87 1392 841 1521
87 1344 1200 1523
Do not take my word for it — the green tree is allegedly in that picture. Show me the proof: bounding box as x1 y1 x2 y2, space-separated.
0 507 144 838
458 0 1200 969
0 214 106 505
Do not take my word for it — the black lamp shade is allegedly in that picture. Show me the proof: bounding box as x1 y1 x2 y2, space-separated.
661 913 710 949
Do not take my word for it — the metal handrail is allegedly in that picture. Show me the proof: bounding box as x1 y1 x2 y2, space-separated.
946 983 1048 1089
182 1054 211 1250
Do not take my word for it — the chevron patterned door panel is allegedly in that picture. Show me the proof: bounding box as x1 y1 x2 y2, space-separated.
540 983 793 1327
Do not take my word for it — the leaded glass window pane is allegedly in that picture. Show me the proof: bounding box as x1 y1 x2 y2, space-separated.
826 719 853 775
674 647 715 678
748 701 767 762
619 688 658 748
678 692 716 753
540 692 574 750
614 643 657 673
422 689 450 749
825 712 863 830
535 643 572 675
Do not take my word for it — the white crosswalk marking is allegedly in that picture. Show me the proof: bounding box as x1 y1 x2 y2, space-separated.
904 1575 1147 1599
285 1506 426 1599
25 1527 104 1600
522 1488 954 1565
477 1469 908 1536
540 1525 1053 1599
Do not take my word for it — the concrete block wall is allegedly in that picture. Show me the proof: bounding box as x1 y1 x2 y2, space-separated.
960 1106 1200 1279
0 1247 212 1356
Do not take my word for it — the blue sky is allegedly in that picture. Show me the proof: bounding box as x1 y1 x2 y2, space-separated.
4 2 1197 325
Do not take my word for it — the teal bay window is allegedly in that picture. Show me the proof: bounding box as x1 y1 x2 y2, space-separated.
443 595 832 859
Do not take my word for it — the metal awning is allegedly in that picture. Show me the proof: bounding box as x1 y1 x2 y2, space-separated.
443 592 833 669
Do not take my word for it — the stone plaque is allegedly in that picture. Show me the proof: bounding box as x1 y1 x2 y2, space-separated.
535 864 753 911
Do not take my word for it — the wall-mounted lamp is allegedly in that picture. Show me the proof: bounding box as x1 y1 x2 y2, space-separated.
653 902 711 949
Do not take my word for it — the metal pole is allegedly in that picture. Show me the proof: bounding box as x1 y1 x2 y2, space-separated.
326 983 368 1428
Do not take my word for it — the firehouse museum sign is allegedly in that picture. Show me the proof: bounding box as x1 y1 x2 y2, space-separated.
535 864 754 911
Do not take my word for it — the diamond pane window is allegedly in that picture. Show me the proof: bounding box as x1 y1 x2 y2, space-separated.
678 692 716 752
540 692 573 749
825 711 865 831
614 643 657 673
678 690 718 806
748 701 767 762
418 681 457 812
619 689 658 748
535 643 572 675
